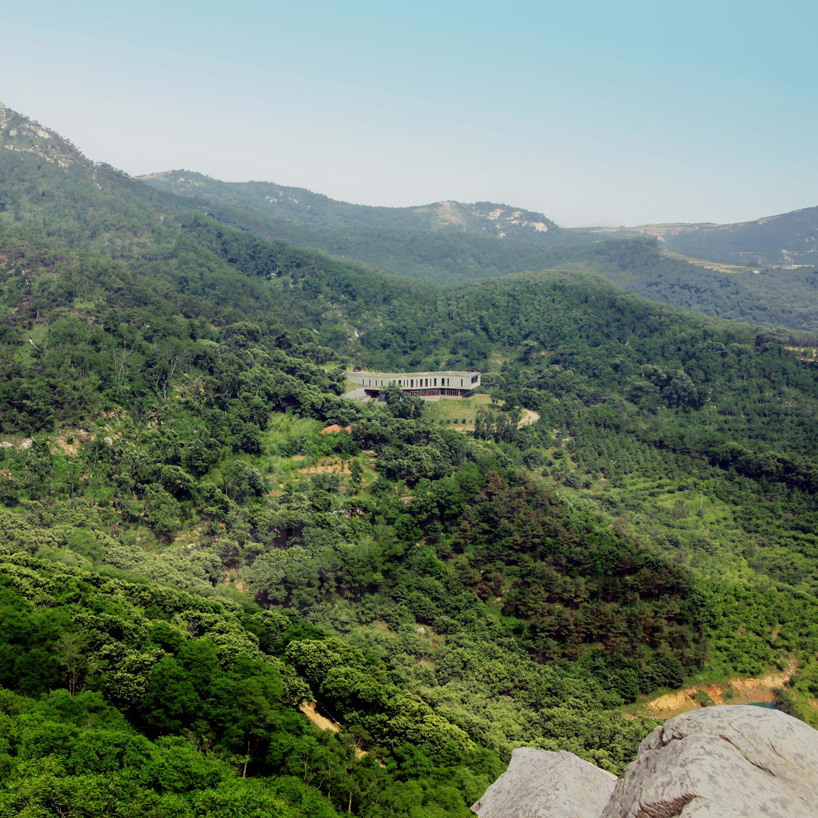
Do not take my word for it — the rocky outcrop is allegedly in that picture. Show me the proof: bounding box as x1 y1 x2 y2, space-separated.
601 705 818 818
0 101 85 167
473 706 818 818
472 748 617 818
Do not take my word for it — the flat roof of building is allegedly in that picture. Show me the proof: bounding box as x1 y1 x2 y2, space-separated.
346 370 479 378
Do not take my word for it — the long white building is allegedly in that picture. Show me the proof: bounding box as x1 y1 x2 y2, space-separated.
346 369 481 399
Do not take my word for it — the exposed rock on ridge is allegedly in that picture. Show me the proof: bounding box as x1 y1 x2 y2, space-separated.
139 170 561 242
0 101 85 167
473 706 818 818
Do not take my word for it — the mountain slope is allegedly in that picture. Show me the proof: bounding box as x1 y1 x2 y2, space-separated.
500 238 818 333
139 169 597 285
665 206 818 267
589 206 818 268
139 169 818 334
3 103 818 813
0 101 86 166
0 103 697 790
141 170 564 240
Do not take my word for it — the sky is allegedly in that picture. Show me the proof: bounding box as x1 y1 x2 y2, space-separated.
2 0 816 227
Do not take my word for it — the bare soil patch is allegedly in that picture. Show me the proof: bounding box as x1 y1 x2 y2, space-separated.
299 701 340 733
645 662 795 719
518 408 541 428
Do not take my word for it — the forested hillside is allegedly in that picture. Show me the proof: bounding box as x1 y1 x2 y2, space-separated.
484 239 818 333
141 169 818 334
140 171 572 243
661 206 818 268
3 104 818 816
587 206 818 268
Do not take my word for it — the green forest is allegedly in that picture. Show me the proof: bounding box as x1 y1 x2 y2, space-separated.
660 205 818 268
2 104 818 816
143 172 818 333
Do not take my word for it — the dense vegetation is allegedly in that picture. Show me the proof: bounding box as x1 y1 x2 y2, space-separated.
0 552 505 817
2 104 818 814
490 238 818 333
137 177 591 286
142 171 818 334
661 205 818 268
140 172 572 243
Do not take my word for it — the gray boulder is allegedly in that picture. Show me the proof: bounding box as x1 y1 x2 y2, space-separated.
601 705 818 818
472 706 818 818
472 747 617 818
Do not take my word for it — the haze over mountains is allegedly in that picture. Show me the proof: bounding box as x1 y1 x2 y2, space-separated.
143 168 818 269
2 100 818 816
141 171 565 242
141 167 818 334
592 207 818 268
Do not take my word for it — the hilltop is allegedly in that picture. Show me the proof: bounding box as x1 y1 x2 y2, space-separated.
0 100 85 167
141 170 564 241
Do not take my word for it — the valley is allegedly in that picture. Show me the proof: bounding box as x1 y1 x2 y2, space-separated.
1 102 818 817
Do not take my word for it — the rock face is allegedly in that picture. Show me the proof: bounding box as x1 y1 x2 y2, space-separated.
473 706 818 818
471 748 617 818
0 101 85 167
601 705 818 818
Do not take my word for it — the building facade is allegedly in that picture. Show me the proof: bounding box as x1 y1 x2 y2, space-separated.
346 369 481 399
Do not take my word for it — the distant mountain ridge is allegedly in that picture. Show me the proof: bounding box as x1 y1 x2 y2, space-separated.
138 168 818 333
587 206 818 268
141 169 563 243
143 169 818 272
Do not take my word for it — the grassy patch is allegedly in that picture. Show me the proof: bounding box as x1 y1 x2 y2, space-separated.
424 393 498 429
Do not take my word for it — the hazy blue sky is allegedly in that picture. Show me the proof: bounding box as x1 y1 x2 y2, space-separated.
3 0 816 226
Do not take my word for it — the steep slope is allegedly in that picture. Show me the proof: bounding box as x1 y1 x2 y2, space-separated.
0 101 86 166
0 101 189 253
0 101 433 350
